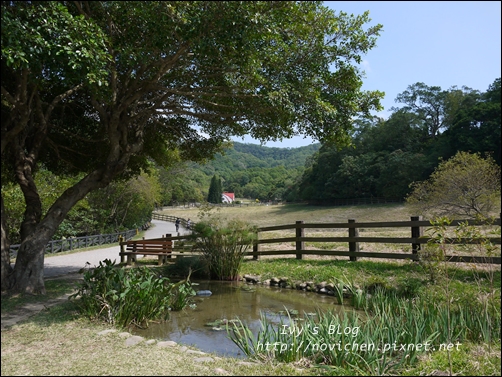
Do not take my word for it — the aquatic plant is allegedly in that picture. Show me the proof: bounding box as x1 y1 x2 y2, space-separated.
70 259 195 328
191 219 257 280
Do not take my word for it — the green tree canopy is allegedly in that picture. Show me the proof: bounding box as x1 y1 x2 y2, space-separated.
1 1 383 293
207 175 223 204
406 151 501 219
445 78 501 165
391 82 480 139
294 78 501 205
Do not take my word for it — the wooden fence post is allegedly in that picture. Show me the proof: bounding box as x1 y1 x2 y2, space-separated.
296 221 304 260
119 236 125 263
348 219 359 261
411 216 423 255
165 234 172 261
253 230 260 260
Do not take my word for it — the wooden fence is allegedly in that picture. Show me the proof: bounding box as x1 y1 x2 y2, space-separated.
10 228 139 257
250 217 501 264
147 215 501 265
152 213 195 229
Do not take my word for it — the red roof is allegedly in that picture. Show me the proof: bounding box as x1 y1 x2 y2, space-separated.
222 192 235 202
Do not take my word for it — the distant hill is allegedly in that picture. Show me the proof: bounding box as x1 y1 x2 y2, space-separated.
196 141 320 175
233 142 320 168
165 141 321 202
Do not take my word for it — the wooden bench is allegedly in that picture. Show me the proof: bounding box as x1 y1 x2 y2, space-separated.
120 236 174 265
119 234 199 265
119 251 170 265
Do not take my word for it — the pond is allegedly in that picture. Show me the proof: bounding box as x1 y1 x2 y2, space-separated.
131 280 345 358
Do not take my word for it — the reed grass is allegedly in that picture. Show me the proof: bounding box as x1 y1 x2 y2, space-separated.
227 288 501 375
191 218 257 280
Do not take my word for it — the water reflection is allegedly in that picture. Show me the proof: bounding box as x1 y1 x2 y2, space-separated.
131 280 343 358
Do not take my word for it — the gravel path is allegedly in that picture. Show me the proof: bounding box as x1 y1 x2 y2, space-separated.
43 219 189 278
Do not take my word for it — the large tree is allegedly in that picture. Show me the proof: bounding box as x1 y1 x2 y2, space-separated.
1 1 383 293
406 151 501 218
445 78 501 165
392 82 479 139
1 1 111 292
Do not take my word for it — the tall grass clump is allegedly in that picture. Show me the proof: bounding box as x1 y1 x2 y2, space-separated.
454 215 500 349
191 218 256 280
419 215 501 373
70 259 195 328
228 288 500 375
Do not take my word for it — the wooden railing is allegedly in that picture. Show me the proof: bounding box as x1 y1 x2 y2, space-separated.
10 228 140 257
119 232 198 264
251 217 501 264
152 213 195 230
148 214 501 265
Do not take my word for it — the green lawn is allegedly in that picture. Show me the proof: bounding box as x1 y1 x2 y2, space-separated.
2 203 500 376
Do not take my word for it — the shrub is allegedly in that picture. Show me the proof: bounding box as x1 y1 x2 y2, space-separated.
163 256 210 279
406 151 501 218
70 259 195 328
191 219 257 280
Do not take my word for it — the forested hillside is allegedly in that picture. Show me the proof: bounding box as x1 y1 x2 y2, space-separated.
3 78 499 245
158 142 320 204
162 78 501 206
295 78 501 203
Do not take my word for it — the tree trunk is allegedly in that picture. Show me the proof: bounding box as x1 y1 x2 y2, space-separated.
6 162 132 294
11 235 47 295
1 196 14 292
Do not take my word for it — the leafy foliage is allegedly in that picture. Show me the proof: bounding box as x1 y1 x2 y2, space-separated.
191 218 257 280
406 151 501 218
294 78 501 203
3 1 385 293
2 168 161 243
1 1 110 84
70 259 195 329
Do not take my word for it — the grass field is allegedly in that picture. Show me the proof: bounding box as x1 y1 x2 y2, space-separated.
159 202 501 261
2 202 500 376
159 202 416 226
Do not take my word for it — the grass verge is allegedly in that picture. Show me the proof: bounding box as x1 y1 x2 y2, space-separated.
2 257 500 376
1 299 308 376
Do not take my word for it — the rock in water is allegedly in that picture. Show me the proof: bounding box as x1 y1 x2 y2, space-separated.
196 290 212 296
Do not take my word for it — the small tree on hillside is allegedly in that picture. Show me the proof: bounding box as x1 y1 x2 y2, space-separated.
406 151 501 218
207 175 222 204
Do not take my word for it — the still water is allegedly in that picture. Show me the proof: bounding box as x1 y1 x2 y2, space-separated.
131 280 343 358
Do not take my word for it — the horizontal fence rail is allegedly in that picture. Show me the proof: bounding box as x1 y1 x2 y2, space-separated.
147 215 501 265
10 228 141 258
308 197 403 206
152 213 196 230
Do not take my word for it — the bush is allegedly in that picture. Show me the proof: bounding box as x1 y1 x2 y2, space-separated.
70 259 195 328
406 151 501 218
191 219 257 280
163 256 210 280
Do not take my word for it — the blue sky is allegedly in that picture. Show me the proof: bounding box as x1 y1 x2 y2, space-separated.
233 1 501 149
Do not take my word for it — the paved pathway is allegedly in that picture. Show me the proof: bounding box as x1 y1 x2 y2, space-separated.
43 219 190 278
1 219 190 330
